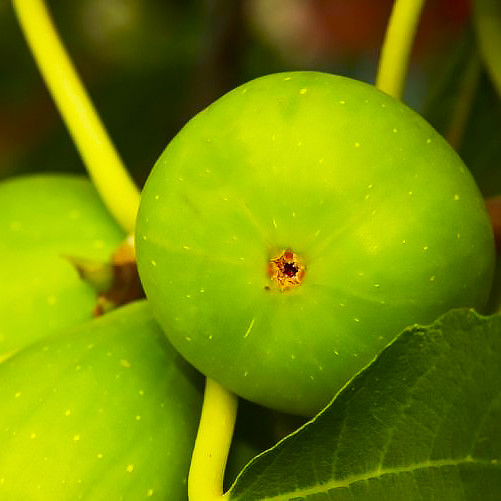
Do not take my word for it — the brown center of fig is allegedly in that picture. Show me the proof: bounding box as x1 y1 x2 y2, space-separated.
268 249 306 291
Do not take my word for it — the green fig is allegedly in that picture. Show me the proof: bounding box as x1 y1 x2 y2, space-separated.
0 174 125 358
0 300 203 500
136 71 495 416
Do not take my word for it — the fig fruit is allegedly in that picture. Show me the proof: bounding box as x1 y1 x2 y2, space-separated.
136 72 495 416
0 174 124 358
0 300 202 499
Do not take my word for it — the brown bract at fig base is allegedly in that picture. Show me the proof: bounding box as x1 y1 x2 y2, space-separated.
267 249 306 291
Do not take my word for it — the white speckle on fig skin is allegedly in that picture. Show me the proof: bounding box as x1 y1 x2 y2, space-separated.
243 318 255 339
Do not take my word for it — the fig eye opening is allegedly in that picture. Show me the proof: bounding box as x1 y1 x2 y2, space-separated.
268 249 306 291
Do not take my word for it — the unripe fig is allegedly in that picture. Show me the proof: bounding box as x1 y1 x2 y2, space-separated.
0 174 124 358
0 300 202 500
136 72 495 416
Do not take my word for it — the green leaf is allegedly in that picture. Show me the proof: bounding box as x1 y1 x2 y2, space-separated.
0 300 203 500
474 0 501 97
422 29 479 148
228 309 501 500
421 30 501 198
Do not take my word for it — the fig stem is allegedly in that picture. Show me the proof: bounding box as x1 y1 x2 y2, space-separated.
188 378 238 501
376 0 426 99
12 0 140 234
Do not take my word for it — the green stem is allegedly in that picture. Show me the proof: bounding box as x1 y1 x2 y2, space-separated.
375 0 427 99
188 378 238 501
12 0 140 234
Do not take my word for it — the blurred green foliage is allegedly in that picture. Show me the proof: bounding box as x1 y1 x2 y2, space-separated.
0 0 499 196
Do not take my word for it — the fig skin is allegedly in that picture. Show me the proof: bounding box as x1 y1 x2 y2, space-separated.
136 71 495 416
0 174 125 358
0 301 203 500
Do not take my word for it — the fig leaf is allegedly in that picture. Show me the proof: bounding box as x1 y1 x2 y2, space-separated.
228 308 501 500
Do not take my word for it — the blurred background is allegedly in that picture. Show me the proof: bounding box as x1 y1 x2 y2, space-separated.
0 0 499 193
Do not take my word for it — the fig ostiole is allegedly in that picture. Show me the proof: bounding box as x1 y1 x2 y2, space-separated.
136 71 495 416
